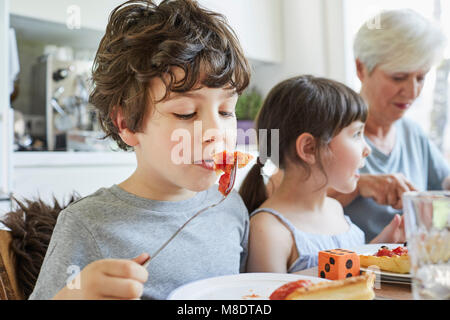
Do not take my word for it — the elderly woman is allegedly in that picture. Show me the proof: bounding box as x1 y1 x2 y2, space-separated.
268 9 450 242
333 9 450 242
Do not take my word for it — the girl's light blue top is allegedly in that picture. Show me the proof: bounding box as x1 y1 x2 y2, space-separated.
250 208 365 272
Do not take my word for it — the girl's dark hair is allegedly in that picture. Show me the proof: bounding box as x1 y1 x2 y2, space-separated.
90 0 251 150
239 75 367 213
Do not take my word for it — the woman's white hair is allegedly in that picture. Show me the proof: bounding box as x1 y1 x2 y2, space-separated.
353 9 447 73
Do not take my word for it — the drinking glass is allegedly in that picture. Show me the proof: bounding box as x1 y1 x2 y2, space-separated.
403 191 450 299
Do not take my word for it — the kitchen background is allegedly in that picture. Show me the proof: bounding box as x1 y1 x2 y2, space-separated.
1 0 449 216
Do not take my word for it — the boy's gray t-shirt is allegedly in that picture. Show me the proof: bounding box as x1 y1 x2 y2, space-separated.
29 184 249 300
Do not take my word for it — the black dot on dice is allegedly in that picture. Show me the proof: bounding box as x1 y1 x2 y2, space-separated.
346 259 353 269
320 271 326 278
346 273 353 278
329 257 335 265
325 263 330 272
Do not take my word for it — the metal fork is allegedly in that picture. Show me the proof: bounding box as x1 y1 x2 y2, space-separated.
142 156 238 268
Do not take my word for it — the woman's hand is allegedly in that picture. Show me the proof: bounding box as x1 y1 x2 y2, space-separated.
52 253 150 300
358 173 417 209
370 214 405 244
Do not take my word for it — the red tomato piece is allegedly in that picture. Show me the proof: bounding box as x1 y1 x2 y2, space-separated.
218 173 231 195
392 246 408 256
269 280 313 300
375 248 394 257
236 151 253 168
213 151 234 172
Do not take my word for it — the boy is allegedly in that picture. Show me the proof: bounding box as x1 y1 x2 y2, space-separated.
29 0 251 300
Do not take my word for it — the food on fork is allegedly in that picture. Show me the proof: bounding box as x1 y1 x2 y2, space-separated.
359 244 410 274
213 151 253 172
213 151 253 196
270 273 376 300
318 249 360 280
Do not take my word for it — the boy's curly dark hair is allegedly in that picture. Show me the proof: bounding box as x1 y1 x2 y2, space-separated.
90 0 251 150
1 195 79 299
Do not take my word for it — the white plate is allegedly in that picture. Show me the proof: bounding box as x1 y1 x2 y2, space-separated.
348 243 411 281
168 273 329 300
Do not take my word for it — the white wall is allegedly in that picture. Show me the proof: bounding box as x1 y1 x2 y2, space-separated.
251 0 339 96
199 0 283 63
324 0 346 84
10 0 124 31
250 0 449 162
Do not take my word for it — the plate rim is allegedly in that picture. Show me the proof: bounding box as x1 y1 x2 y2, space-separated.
360 267 411 279
167 272 328 300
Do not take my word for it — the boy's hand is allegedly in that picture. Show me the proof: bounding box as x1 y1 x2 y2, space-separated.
53 253 150 300
370 214 405 244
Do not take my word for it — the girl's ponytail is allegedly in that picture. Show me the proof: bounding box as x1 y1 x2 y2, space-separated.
239 160 267 214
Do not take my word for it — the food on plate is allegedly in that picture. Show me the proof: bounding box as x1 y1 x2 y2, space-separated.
270 273 375 300
242 293 261 299
269 280 313 300
359 244 410 274
213 151 253 195
318 249 360 280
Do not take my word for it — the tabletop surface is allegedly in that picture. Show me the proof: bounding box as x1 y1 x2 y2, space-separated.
294 266 413 300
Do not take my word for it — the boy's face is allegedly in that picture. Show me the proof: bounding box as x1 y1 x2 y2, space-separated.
133 67 238 195
325 121 371 193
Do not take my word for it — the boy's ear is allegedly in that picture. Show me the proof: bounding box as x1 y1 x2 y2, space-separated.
295 133 317 164
112 107 139 147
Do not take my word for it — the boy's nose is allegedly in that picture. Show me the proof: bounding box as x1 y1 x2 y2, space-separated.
201 115 226 143
202 124 223 143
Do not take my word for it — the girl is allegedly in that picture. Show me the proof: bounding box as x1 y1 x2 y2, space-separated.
240 75 405 273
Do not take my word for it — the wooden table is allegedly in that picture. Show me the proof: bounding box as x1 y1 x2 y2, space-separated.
295 267 413 300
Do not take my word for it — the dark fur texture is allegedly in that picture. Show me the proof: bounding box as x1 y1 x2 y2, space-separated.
1 195 79 299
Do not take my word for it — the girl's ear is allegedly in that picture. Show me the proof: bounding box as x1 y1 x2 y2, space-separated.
295 133 317 164
112 107 139 147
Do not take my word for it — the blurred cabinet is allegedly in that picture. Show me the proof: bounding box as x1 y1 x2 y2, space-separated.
10 0 283 64
10 0 124 32
0 200 11 219
0 0 12 211
11 152 137 205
